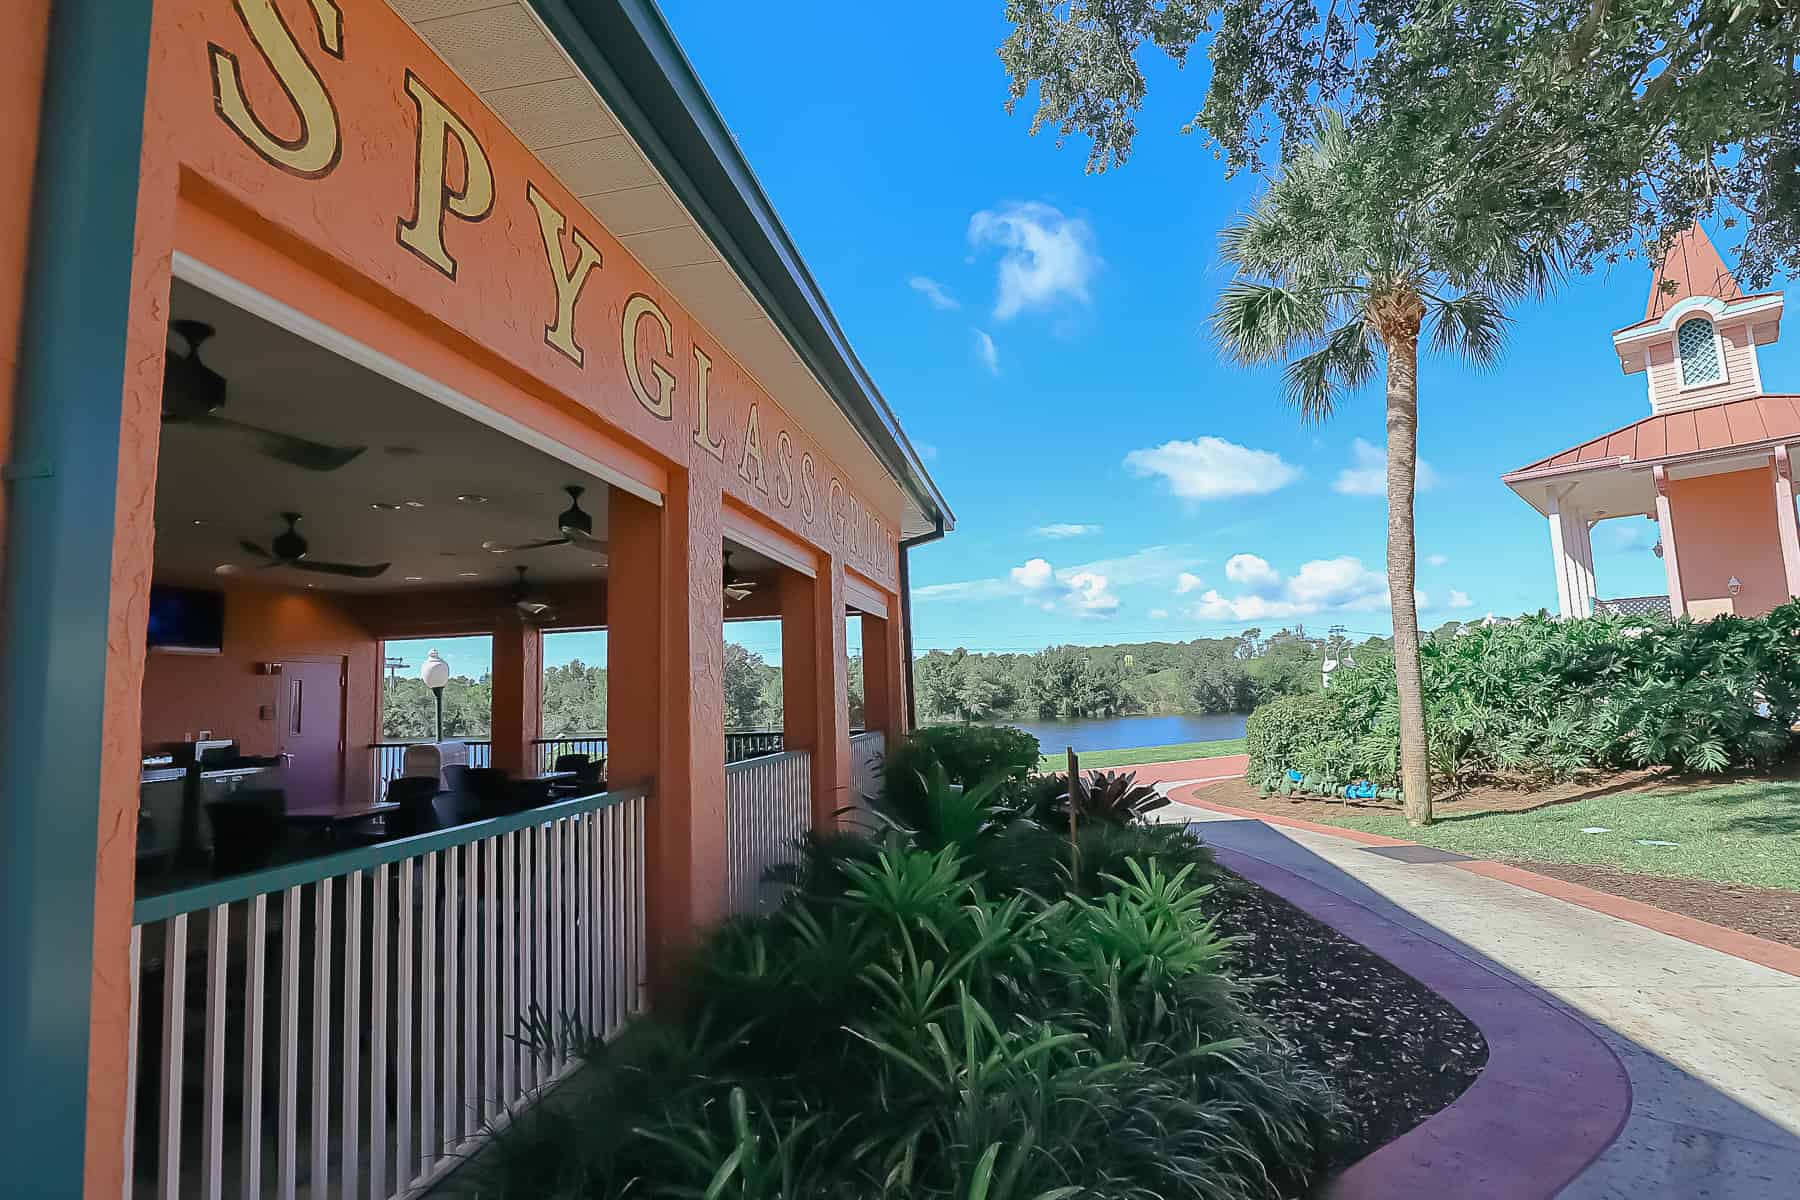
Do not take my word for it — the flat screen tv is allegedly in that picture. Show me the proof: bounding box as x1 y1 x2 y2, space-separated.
147 585 225 655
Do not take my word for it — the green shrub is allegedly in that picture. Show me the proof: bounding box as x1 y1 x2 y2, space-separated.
1245 692 1340 783
880 723 1041 830
1247 603 1800 790
468 724 1333 1200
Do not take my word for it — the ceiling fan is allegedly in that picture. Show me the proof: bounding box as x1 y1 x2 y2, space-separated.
509 565 556 621
240 513 391 578
723 551 760 603
482 485 608 558
163 319 368 472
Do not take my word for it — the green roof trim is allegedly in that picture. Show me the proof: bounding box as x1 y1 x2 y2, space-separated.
523 0 952 533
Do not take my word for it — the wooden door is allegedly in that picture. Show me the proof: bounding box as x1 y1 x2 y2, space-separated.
281 657 346 810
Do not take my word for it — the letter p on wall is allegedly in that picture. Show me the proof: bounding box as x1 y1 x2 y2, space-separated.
398 71 494 280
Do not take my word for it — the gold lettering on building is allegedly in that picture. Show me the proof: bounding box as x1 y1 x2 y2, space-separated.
622 294 675 419
526 183 603 366
738 403 767 490
691 345 724 461
775 431 794 506
397 71 494 280
208 0 344 178
829 477 847 545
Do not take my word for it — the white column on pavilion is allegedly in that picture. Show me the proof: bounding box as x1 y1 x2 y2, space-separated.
1773 445 1800 600
1546 490 1596 618
1652 464 1687 616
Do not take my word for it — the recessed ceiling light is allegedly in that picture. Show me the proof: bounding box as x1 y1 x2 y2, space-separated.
403 500 425 509
306 583 316 589
457 571 479 578
456 494 488 504
213 563 238 575
191 519 208 527
404 576 424 582
370 502 401 511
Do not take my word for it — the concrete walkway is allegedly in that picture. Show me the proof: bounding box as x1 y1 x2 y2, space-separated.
1170 800 1800 1198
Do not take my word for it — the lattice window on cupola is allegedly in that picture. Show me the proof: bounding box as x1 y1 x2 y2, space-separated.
1677 317 1723 386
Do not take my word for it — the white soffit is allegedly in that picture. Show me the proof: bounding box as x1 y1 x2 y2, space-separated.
390 0 918 535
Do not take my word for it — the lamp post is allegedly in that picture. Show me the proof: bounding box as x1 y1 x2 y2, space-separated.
421 649 451 742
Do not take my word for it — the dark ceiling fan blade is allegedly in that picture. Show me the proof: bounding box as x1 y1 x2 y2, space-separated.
239 539 276 560
290 557 391 579
186 413 368 472
483 537 570 554
560 525 609 553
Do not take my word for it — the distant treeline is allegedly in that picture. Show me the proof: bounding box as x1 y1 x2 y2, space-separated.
911 626 1409 724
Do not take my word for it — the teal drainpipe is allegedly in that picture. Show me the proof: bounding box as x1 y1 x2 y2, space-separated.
0 0 153 1193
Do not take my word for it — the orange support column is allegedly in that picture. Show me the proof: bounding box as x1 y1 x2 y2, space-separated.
777 560 848 827
490 621 541 776
860 610 906 743
606 477 726 999
779 568 820 764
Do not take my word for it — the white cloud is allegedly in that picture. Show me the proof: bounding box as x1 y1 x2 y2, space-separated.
1010 558 1055 590
1148 608 1170 620
916 442 939 462
1183 555 1393 622
908 276 959 310
1333 438 1442 496
1175 571 1204 594
915 544 1199 617
1449 589 1474 609
1063 570 1120 614
974 329 1000 375
1123 436 1301 501
1286 556 1390 610
1426 553 1449 567
967 201 1099 320
1034 522 1101 539
1415 588 1432 611
1224 553 1281 593
1066 545 1202 587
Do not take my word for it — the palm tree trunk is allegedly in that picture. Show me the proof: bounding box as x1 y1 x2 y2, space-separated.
1385 328 1433 825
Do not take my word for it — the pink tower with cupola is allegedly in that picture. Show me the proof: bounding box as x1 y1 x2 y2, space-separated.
1504 225 1796 618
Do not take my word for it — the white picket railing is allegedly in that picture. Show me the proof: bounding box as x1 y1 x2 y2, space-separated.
724 749 812 916
848 730 885 812
124 787 647 1199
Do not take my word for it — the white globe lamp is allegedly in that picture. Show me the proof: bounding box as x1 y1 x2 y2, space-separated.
420 649 451 740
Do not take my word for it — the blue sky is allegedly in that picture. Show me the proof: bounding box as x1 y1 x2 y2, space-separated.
451 3 1797 666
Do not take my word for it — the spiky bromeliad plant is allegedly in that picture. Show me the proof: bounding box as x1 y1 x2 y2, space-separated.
1214 114 1565 825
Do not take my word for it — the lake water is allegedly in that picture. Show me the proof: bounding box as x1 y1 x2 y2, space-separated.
993 712 1248 755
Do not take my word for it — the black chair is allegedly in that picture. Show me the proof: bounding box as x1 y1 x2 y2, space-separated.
442 764 471 795
205 788 286 877
463 767 515 816
552 753 604 795
432 791 484 828
385 776 441 839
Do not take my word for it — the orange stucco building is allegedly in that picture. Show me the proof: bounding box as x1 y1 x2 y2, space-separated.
1504 225 1797 620
0 3 950 1196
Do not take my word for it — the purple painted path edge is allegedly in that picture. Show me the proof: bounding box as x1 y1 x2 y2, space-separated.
1211 845 1634 1200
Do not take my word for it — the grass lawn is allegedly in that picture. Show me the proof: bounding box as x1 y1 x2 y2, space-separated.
1326 779 1800 892
1038 737 1246 772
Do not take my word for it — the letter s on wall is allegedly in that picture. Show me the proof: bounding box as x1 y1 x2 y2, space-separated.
209 0 344 178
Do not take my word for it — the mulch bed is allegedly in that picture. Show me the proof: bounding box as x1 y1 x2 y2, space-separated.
1207 866 1487 1177
1508 860 1800 949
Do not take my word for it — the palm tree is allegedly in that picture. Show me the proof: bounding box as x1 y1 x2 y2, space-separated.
1213 115 1562 825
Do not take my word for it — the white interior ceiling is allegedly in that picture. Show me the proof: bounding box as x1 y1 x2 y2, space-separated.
155 281 778 592
386 0 922 536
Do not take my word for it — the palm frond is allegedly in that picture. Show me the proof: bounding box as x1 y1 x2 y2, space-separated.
1427 291 1509 367
1282 317 1377 422
1212 280 1331 366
